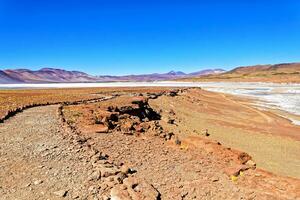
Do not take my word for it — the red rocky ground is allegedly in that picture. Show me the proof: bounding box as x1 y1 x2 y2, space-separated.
62 88 300 200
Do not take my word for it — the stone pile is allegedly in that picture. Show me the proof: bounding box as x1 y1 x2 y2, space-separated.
91 96 164 136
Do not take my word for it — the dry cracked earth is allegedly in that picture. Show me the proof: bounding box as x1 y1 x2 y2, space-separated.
0 88 299 200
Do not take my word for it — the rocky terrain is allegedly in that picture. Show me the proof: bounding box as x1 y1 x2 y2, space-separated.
0 87 177 122
0 88 299 199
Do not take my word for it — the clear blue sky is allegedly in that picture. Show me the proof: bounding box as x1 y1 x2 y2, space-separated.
0 0 299 75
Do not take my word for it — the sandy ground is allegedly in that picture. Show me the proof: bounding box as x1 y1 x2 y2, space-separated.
150 89 300 178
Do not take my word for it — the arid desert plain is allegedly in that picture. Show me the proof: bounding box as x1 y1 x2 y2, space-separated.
0 82 299 200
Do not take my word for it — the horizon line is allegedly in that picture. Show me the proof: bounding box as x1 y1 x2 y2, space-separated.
1 61 299 76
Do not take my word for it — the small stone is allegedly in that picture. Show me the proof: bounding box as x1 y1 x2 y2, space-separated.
134 125 144 132
245 160 256 169
24 183 31 187
181 191 188 198
169 109 176 115
100 167 118 177
121 121 134 134
131 96 148 104
87 170 101 181
224 165 249 177
205 129 210 136
238 152 252 164
120 165 130 174
167 119 175 124
53 190 68 197
255 173 262 177
96 125 109 133
114 172 127 184
165 132 174 140
110 186 130 200
175 138 181 145
34 180 43 185
212 177 219 182
120 184 127 190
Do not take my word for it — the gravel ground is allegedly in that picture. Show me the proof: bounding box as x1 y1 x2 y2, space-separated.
0 105 96 200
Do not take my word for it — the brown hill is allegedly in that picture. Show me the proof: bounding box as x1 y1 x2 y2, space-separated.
180 63 300 83
0 70 23 84
3 68 98 83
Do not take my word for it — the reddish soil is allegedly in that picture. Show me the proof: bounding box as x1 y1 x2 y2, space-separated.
62 88 300 199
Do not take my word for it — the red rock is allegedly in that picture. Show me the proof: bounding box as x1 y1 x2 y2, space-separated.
245 160 256 169
96 125 109 133
224 164 250 177
121 121 134 133
134 124 144 132
122 177 160 200
237 152 252 164
110 186 131 200
120 165 130 174
100 166 118 177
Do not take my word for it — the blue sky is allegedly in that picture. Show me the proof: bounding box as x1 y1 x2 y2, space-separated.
0 0 299 75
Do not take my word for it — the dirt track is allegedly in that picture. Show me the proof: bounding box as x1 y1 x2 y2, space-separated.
0 105 98 199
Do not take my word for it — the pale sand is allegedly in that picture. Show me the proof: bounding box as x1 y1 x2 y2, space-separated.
150 89 300 178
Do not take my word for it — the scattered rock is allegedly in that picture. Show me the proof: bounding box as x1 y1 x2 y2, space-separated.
121 121 135 134
114 172 128 184
110 186 131 200
205 129 210 137
166 89 179 97
175 137 181 145
212 177 219 182
245 160 256 169
88 170 101 181
167 118 175 124
33 180 43 185
24 183 31 187
53 190 68 197
169 109 176 115
134 124 144 133
96 125 109 133
122 177 160 200
165 132 174 140
147 94 159 99
238 152 252 164
120 165 130 174
131 96 148 105
100 166 118 178
224 165 250 177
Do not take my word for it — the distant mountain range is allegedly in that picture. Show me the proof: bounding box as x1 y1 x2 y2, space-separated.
2 62 299 84
0 68 225 84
